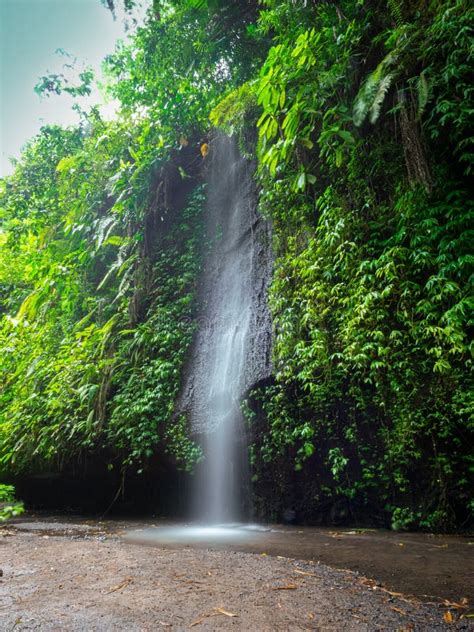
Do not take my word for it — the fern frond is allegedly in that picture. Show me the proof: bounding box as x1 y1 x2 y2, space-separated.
17 289 42 321
353 72 378 127
95 216 117 250
369 73 394 124
416 72 430 118
387 0 404 26
353 94 368 128
354 52 400 127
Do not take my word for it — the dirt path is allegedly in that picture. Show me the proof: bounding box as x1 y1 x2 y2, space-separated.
0 527 471 631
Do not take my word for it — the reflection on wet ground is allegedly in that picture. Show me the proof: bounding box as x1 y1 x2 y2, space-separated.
10 515 474 607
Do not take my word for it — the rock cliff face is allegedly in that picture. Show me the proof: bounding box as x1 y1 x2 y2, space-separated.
179 134 272 521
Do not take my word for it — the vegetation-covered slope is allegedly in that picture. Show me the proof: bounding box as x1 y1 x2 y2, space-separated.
0 0 472 530
245 0 473 530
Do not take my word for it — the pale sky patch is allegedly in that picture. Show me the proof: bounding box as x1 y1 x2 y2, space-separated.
0 0 148 177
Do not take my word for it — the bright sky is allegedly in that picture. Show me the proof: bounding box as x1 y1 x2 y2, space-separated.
0 0 133 177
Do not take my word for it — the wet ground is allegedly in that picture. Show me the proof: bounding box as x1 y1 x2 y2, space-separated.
123 521 474 607
1 515 473 630
9 515 473 604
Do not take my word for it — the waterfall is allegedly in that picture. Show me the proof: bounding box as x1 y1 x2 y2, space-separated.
181 134 272 524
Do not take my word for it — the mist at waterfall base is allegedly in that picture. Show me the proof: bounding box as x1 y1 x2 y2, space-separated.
127 136 272 545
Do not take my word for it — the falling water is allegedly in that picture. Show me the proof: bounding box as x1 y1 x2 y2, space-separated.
181 135 272 524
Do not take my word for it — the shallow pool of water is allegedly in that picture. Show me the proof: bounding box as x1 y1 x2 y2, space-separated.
124 523 273 546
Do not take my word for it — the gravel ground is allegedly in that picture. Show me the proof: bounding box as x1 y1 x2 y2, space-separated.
0 528 472 631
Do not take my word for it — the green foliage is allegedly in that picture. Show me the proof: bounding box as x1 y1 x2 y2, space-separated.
209 81 258 135
35 49 94 98
0 152 206 472
0 484 24 522
0 0 472 529
353 53 397 127
246 0 473 529
0 1 263 481
106 187 206 468
104 0 262 137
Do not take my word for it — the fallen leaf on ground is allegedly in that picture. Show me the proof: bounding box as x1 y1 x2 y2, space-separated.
358 578 417 604
443 610 454 623
390 606 407 615
272 583 298 590
190 613 214 627
215 608 237 618
191 608 238 626
106 577 133 594
443 597 468 610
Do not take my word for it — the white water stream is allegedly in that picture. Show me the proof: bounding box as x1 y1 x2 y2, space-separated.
184 135 271 523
